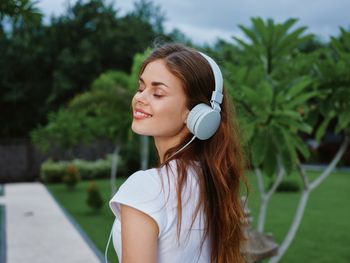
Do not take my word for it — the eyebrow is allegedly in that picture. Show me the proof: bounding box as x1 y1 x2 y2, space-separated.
139 77 169 88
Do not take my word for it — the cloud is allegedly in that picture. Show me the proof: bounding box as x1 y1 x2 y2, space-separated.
159 0 349 42
37 0 350 43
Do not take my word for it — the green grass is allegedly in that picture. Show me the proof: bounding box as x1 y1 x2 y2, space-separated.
247 171 350 263
47 179 125 263
47 171 350 263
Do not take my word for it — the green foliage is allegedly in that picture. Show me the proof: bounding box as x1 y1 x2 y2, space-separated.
224 18 317 175
86 181 104 211
314 27 350 139
91 71 130 91
44 0 157 107
234 17 312 74
68 70 132 141
31 109 95 152
31 48 154 177
73 158 114 180
269 179 301 192
129 48 152 92
1 0 168 138
221 18 321 176
62 164 81 189
41 159 69 183
31 69 135 152
0 0 42 28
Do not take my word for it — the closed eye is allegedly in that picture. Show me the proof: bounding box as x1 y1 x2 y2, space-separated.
137 86 145 93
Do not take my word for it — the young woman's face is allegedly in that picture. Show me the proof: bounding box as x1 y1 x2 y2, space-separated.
131 59 189 141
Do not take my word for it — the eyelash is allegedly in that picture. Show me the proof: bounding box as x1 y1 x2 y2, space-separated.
137 87 163 98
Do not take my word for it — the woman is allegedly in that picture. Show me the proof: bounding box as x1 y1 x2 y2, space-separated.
109 43 247 263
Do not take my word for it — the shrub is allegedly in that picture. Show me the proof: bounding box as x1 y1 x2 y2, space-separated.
40 159 69 183
72 158 112 180
267 178 301 192
276 179 301 192
40 156 117 183
86 181 104 211
62 164 81 189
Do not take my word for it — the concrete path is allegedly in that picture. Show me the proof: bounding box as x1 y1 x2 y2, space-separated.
0 182 103 263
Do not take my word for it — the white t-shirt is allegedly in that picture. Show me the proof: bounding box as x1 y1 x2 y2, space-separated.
109 160 210 263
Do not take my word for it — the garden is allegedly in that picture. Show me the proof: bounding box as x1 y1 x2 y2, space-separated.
47 170 350 263
1 0 350 262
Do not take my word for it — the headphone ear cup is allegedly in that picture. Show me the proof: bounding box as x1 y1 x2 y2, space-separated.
187 103 221 140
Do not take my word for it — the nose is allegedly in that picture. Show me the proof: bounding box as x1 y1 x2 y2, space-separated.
133 90 148 105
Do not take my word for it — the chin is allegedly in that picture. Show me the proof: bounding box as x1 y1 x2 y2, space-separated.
131 123 151 136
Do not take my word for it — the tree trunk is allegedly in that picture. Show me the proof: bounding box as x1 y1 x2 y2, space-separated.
269 189 310 263
256 156 285 232
310 136 349 190
268 136 349 262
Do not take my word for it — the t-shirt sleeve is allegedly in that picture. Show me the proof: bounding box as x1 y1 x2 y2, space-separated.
109 170 168 236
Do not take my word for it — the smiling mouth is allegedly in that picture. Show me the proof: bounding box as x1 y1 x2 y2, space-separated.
133 110 152 119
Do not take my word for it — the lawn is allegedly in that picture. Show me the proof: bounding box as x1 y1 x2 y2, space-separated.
247 170 350 263
47 171 350 263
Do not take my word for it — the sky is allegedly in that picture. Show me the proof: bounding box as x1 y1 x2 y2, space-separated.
37 0 350 45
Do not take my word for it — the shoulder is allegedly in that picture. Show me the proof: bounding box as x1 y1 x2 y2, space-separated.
125 160 179 186
109 166 171 235
109 165 170 216
122 168 161 189
111 167 163 205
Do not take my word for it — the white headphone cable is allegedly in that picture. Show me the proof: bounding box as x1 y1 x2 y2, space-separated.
164 135 196 163
104 219 115 263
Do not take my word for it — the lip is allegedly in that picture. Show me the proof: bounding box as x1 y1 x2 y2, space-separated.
133 108 153 120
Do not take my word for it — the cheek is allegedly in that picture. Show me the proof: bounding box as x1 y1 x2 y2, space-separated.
131 95 137 109
156 103 188 132
156 100 186 120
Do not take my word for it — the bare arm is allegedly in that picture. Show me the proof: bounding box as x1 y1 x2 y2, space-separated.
121 204 159 263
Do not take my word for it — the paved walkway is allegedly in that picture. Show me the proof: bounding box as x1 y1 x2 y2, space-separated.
0 182 103 263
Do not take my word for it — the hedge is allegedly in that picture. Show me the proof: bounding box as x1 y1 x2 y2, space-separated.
40 156 121 183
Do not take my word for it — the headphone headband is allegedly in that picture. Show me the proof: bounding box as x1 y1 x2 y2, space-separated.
198 52 223 111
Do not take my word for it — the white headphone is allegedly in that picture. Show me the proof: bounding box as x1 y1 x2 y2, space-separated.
186 52 224 140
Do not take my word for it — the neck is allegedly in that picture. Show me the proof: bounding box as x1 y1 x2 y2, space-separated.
154 130 189 163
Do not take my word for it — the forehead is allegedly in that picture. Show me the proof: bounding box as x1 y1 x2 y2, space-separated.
141 59 182 86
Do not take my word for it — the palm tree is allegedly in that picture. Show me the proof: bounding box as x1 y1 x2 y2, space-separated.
225 18 322 262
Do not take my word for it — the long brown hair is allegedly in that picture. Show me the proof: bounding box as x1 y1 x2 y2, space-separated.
140 43 247 263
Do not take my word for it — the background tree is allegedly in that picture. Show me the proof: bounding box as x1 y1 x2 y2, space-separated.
314 27 350 144
0 0 42 30
32 69 131 194
31 49 153 195
269 27 350 262
221 18 320 262
221 18 350 262
0 0 167 138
